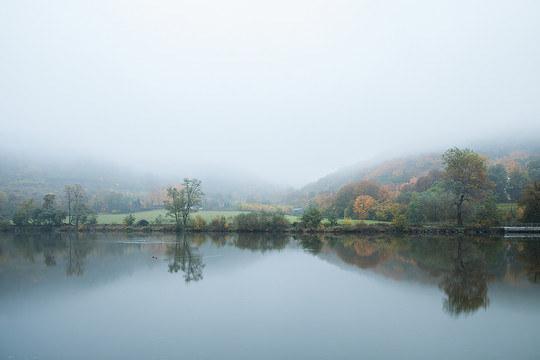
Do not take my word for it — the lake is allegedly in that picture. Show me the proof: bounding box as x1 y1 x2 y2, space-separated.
1 232 539 359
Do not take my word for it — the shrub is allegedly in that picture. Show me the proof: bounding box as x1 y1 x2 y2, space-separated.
234 213 262 231
473 196 502 226
271 212 290 231
342 218 355 231
233 212 289 232
0 219 12 231
210 216 229 231
86 213 98 225
326 213 339 227
123 214 136 226
137 219 150 227
300 207 323 228
392 214 408 232
192 216 207 231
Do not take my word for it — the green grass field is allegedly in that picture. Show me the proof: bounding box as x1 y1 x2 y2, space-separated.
97 210 301 224
97 210 247 224
344 219 390 225
96 209 390 225
497 203 518 211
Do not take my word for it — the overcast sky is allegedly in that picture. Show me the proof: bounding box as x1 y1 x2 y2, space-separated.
1 0 539 187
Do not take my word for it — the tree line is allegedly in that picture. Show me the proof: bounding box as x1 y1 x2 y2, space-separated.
2 148 539 232
2 184 97 230
305 147 540 227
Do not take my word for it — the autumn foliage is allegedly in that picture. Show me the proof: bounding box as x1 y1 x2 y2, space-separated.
235 203 293 214
353 195 375 219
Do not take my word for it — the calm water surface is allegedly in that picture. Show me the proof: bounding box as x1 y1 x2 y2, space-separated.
1 233 539 359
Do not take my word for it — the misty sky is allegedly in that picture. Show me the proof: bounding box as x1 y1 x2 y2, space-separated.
1 0 539 187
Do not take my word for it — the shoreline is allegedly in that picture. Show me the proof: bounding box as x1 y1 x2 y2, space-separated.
2 224 512 236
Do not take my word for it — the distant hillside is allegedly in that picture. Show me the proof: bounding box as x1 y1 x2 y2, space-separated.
0 153 287 206
302 153 444 193
302 143 540 194
0 153 159 199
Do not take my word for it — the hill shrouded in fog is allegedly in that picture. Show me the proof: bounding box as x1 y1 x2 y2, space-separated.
302 140 540 195
1 138 539 212
0 153 287 208
2 1 539 188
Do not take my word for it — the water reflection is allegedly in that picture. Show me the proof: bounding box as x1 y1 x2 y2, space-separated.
167 234 205 283
331 236 393 269
439 237 490 317
13 233 67 264
296 235 324 255
518 241 540 284
233 233 289 252
1 232 540 319
66 235 94 276
318 234 540 317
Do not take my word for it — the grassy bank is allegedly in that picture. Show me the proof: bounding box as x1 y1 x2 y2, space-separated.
96 210 391 226
68 223 505 236
97 210 248 224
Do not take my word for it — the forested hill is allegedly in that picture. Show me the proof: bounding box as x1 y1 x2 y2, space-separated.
302 153 444 194
302 145 540 194
0 153 159 199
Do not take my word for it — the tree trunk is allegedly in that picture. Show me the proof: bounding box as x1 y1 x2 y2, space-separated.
175 213 181 232
456 194 464 226
183 214 188 230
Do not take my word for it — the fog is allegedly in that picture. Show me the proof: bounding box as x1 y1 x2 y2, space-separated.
1 0 539 187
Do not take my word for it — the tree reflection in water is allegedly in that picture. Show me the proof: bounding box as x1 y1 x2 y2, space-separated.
167 234 205 283
329 235 494 318
517 241 540 284
66 234 93 276
335 237 392 269
13 233 68 267
44 251 56 266
298 235 324 255
439 237 490 318
233 233 289 252
3 232 540 319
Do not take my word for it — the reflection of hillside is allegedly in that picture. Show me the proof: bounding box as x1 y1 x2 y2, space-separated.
326 236 442 283
376 259 440 284
2 233 539 317
330 239 387 269
416 261 444 278
320 234 540 317
396 236 503 287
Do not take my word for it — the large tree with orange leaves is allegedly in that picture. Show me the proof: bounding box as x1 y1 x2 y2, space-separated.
353 195 375 220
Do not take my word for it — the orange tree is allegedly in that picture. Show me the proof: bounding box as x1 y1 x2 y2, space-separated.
353 195 375 220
